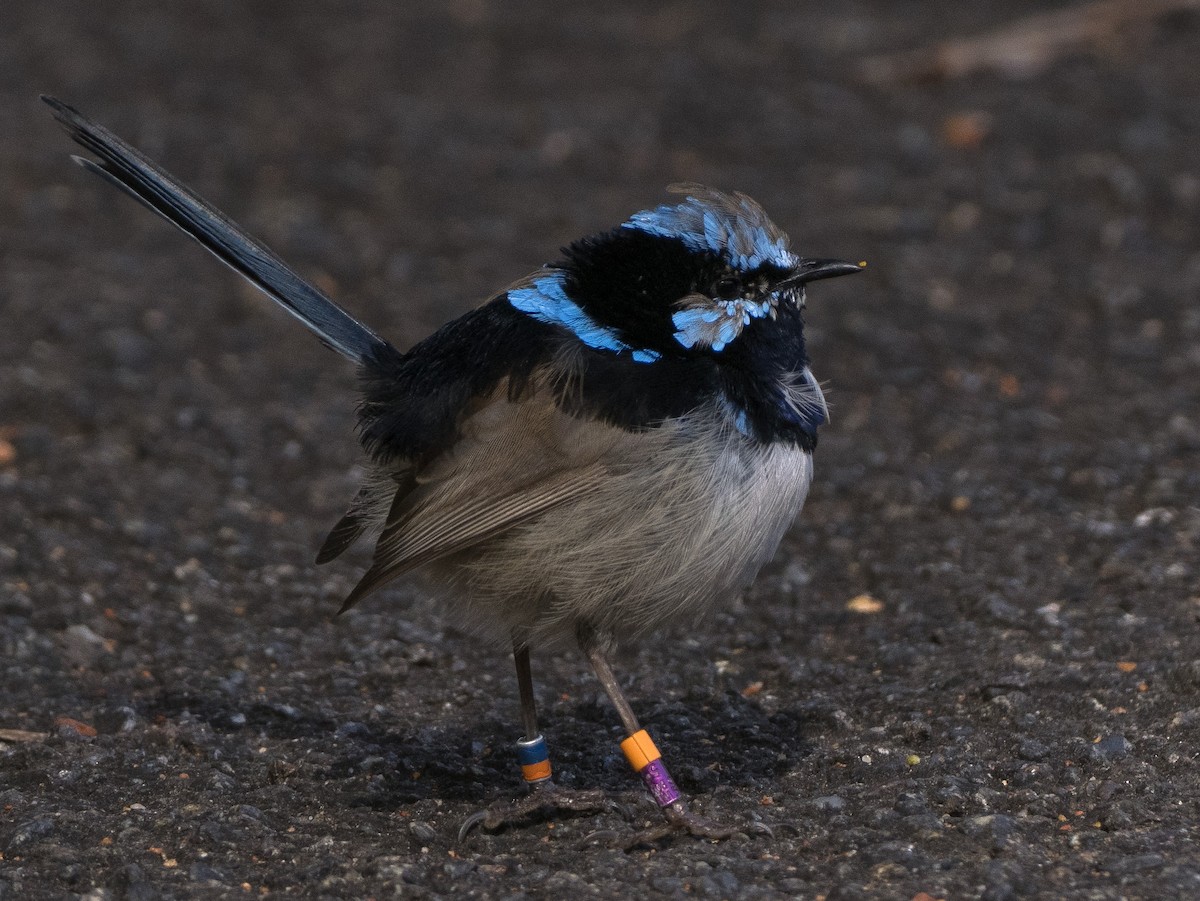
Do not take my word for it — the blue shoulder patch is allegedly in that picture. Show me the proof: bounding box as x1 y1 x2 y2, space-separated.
508 274 661 362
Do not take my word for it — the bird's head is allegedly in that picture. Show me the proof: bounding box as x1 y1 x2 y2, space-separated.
507 184 862 365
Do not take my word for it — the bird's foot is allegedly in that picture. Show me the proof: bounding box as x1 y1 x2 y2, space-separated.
458 780 619 841
622 800 771 849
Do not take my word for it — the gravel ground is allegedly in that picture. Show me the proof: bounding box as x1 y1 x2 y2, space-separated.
3 2 1200 898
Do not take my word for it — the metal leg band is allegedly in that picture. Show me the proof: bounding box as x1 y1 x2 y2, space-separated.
516 734 552 783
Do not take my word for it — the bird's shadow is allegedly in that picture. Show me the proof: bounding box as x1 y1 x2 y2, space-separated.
144 686 816 810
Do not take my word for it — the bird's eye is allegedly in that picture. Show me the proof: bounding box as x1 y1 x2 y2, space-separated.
714 276 742 300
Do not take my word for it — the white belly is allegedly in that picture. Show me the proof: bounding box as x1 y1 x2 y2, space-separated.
432 416 813 647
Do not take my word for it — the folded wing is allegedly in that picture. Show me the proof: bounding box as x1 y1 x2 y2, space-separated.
336 388 621 612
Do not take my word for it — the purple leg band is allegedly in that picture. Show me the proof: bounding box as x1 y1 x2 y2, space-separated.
639 758 682 807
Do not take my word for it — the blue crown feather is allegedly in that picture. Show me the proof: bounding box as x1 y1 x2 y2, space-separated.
622 185 797 272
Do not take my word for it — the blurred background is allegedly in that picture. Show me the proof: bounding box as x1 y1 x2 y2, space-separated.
2 1 1198 897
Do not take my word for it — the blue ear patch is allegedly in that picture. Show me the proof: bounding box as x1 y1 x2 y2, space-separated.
509 274 661 362
671 297 774 352
623 187 797 271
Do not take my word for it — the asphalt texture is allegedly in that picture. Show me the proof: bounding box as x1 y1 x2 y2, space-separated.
3 2 1199 898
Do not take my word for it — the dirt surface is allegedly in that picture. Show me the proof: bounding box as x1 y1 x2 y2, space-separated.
3 2 1199 898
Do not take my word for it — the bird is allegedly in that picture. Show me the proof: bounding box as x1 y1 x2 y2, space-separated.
44 95 863 845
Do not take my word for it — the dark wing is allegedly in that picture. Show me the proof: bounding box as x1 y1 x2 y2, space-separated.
337 390 621 612
316 473 416 564
338 464 607 612
316 486 377 565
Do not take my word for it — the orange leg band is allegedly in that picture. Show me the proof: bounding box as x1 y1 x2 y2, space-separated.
620 729 662 772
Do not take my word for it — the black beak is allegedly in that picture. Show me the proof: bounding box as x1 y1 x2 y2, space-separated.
786 258 865 286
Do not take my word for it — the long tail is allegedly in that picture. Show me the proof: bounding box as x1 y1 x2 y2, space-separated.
43 95 394 365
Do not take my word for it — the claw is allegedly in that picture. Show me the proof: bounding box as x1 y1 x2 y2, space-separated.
623 822 678 850
457 782 616 842
580 828 624 847
746 819 774 839
457 808 490 843
621 800 762 850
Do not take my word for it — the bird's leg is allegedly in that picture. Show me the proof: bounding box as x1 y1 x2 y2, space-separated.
458 641 613 841
578 624 743 846
513 642 553 785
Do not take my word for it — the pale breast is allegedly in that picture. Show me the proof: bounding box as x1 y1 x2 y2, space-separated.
432 409 813 647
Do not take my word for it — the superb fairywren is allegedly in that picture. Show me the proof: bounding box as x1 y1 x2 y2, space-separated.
45 96 862 844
